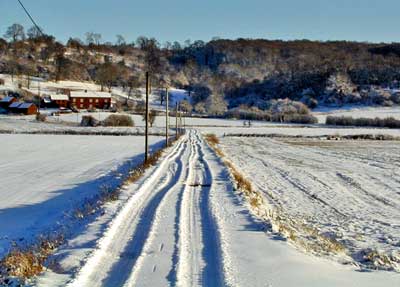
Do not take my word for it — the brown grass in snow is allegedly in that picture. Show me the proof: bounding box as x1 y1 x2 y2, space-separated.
0 235 64 281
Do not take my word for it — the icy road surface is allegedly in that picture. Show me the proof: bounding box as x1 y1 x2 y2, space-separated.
36 130 400 286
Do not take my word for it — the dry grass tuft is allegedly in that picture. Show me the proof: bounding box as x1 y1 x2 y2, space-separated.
0 235 64 280
205 134 220 145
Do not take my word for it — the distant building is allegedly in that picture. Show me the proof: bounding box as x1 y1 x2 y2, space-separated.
70 90 112 109
8 102 22 113
50 94 70 108
104 54 113 63
0 96 16 109
17 103 38 115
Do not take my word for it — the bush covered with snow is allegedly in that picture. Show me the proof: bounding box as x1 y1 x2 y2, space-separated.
102 114 134 127
226 100 318 124
80 115 99 127
35 113 46 122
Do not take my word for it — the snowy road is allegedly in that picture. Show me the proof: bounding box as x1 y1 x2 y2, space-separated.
66 130 225 286
38 130 399 287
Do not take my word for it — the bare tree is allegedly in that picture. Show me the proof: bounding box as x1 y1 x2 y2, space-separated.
93 33 102 45
126 75 141 100
136 36 162 74
205 94 227 116
180 99 192 114
85 32 94 45
85 32 102 45
116 34 126 46
142 109 157 127
194 102 206 114
4 23 25 42
27 26 43 39
96 62 119 92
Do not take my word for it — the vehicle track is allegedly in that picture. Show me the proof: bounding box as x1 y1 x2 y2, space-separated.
68 130 226 287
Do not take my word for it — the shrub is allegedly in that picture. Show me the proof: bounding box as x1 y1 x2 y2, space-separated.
102 114 134 127
226 100 317 124
326 116 400 129
35 113 46 122
80 115 99 127
284 113 318 124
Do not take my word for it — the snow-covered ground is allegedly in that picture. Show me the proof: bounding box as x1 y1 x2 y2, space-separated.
33 131 400 286
198 125 400 137
219 136 400 271
313 106 400 123
0 134 163 259
2 72 400 285
2 112 400 140
0 115 170 135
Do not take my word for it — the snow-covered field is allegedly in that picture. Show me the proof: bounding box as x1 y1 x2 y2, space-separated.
33 131 400 286
197 125 400 138
313 106 400 123
2 112 400 141
0 115 170 135
2 72 400 285
219 136 400 271
0 134 163 258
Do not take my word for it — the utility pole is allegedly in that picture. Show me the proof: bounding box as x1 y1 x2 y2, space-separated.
175 102 178 138
38 81 41 114
179 104 183 134
165 87 169 147
145 72 150 162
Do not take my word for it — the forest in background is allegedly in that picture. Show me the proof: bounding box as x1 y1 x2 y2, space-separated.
2 23 400 122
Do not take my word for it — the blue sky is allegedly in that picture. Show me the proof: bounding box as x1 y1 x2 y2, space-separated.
1 0 399 44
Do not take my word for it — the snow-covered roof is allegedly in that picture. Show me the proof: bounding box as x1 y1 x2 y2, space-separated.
50 94 69 101
70 91 111 99
0 96 15 103
18 103 36 109
9 102 21 108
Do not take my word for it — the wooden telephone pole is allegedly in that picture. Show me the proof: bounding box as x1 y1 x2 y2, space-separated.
175 102 178 139
179 107 182 134
145 72 150 162
37 81 41 114
165 87 169 147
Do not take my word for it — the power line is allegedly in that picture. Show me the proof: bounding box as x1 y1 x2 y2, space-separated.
16 0 45 36
15 0 108 99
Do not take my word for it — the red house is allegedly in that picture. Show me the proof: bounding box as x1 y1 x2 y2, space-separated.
50 94 70 108
8 102 38 115
70 91 112 110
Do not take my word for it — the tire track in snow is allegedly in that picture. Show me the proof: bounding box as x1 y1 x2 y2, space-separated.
67 135 187 287
67 130 228 287
176 134 202 286
196 135 226 286
123 132 196 286
102 153 186 286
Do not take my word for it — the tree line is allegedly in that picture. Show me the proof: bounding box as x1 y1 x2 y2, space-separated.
2 22 400 119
